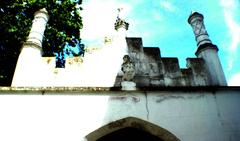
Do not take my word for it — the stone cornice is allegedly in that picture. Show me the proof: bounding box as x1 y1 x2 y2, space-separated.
195 43 219 56
0 86 239 95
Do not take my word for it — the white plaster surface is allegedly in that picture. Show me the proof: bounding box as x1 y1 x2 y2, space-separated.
12 26 128 87
0 89 239 141
11 47 51 86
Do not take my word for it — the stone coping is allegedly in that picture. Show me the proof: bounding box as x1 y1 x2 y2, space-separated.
0 86 239 94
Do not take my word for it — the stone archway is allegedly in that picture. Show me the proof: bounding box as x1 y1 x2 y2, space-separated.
85 117 180 141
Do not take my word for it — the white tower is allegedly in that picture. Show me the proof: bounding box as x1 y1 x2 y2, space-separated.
188 12 227 86
11 8 49 86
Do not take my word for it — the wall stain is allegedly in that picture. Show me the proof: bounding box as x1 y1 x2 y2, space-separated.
156 95 185 103
156 94 205 103
131 96 140 103
110 96 140 103
186 94 205 99
110 96 127 101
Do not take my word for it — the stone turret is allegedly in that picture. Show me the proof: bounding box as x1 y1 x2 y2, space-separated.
26 8 49 47
188 11 227 86
11 8 49 86
113 8 136 90
114 8 129 31
114 8 129 55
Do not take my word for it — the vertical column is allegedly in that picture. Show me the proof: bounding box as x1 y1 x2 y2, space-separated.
188 11 227 86
114 8 129 55
112 8 136 89
26 8 49 47
11 8 49 86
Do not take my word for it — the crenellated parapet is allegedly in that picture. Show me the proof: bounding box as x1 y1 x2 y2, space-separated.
37 35 224 87
113 37 218 87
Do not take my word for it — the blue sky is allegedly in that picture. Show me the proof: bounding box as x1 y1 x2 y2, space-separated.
81 0 240 85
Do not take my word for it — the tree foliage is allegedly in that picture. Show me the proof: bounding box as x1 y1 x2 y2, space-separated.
0 0 83 85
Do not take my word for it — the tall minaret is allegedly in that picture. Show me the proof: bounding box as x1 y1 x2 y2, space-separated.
11 8 49 86
188 11 227 86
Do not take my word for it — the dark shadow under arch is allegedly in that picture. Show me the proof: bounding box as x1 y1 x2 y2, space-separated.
85 117 180 141
97 127 164 141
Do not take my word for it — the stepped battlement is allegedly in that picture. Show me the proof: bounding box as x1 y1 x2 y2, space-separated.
38 37 216 87
113 37 211 87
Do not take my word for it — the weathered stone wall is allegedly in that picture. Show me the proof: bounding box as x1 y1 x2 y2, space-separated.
11 36 224 87
0 87 239 141
123 37 212 87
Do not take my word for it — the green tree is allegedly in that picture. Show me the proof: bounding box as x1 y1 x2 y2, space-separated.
0 0 83 86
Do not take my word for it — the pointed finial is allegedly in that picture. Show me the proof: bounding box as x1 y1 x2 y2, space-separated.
191 10 196 15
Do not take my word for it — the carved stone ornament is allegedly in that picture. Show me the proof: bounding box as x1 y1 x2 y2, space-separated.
121 55 135 81
114 18 129 30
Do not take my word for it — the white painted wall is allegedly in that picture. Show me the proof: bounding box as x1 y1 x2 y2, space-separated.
12 26 128 87
0 88 239 141
11 8 49 87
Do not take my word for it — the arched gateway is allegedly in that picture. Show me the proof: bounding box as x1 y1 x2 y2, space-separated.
85 117 180 141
